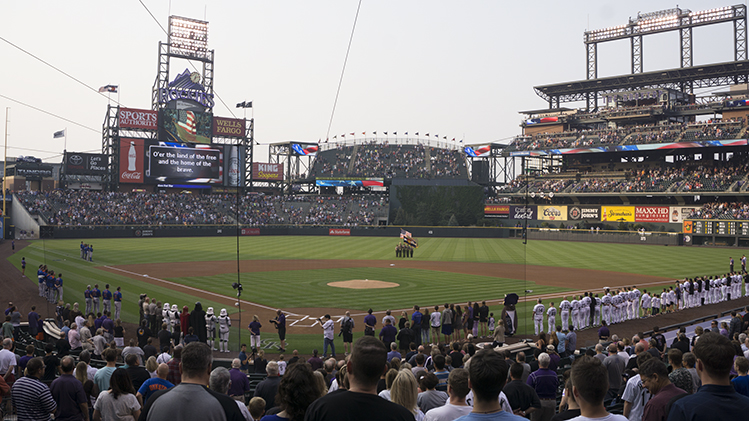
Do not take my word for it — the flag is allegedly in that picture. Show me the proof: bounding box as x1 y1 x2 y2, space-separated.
452 138 455 141
425 133 429 136
98 85 118 93
236 101 252 108
404 132 408 135
342 134 346 137
350 132 355 136
53 129 65 139
400 229 412 239
443 136 447 139
333 135 337 139
414 132 418 136
384 132 388 135
393 132 397 135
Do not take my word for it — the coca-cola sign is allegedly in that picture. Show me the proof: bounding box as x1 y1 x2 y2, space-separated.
119 108 158 130
119 138 145 183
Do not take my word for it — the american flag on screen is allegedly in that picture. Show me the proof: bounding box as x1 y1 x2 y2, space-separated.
178 111 197 135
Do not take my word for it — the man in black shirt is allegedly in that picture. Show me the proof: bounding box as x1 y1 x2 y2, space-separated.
503 362 541 418
304 336 414 421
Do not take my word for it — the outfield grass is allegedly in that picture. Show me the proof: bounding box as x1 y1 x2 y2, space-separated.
8 236 733 347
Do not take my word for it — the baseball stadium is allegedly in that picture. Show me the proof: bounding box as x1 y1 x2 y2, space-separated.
3 3 749 420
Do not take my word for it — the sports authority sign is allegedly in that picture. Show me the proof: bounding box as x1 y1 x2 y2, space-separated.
329 229 350 236
213 117 246 138
635 206 670 223
568 206 600 221
484 205 509 218
119 138 145 184
252 163 284 181
118 108 158 130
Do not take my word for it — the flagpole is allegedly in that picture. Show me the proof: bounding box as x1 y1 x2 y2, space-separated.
3 108 8 220
64 128 67 153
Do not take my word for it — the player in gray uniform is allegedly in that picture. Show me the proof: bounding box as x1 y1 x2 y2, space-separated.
559 297 571 331
217 308 231 353
532 299 544 336
84 285 93 315
205 307 218 350
546 302 557 334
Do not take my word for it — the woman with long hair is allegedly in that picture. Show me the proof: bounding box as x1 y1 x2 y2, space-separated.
390 370 424 421
76 361 99 421
93 368 141 421
254 349 268 374
260 362 319 421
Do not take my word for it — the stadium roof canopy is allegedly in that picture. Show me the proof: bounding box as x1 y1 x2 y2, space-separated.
533 60 749 106
517 107 573 115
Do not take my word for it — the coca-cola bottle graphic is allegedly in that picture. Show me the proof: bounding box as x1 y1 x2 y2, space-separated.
128 141 136 171
229 146 239 186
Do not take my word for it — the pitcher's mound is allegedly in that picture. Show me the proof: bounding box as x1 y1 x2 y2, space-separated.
328 279 399 289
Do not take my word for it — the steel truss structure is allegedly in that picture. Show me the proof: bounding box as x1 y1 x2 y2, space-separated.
540 4 748 110
268 142 316 194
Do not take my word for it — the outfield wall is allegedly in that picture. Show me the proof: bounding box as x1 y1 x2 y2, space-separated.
42 224 682 245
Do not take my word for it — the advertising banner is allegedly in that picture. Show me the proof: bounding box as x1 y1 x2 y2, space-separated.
316 179 384 187
212 117 246 138
329 228 350 236
119 108 158 130
484 205 509 218
225 146 243 187
119 139 145 184
252 163 284 182
241 228 260 236
668 206 696 223
567 206 600 221
509 206 537 220
65 153 107 175
635 206 670 223
147 145 220 180
683 220 693 234
15 165 53 179
601 206 635 222
159 109 212 144
538 205 567 221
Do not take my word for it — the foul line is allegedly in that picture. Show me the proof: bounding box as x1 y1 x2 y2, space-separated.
102 265 300 317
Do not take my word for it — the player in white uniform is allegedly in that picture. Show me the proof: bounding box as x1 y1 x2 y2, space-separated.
651 293 660 316
611 293 620 324
632 287 641 319
546 303 557 334
681 280 689 309
601 292 612 325
532 299 545 336
660 289 669 313
581 294 591 328
559 297 571 331
217 308 231 352
570 297 580 330
205 307 218 350
593 294 601 326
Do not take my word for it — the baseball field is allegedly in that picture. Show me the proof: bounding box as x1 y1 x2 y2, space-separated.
7 236 737 353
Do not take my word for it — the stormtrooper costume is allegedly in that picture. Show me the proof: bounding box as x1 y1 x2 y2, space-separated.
169 304 180 335
217 308 232 353
205 307 218 350
163 303 172 333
